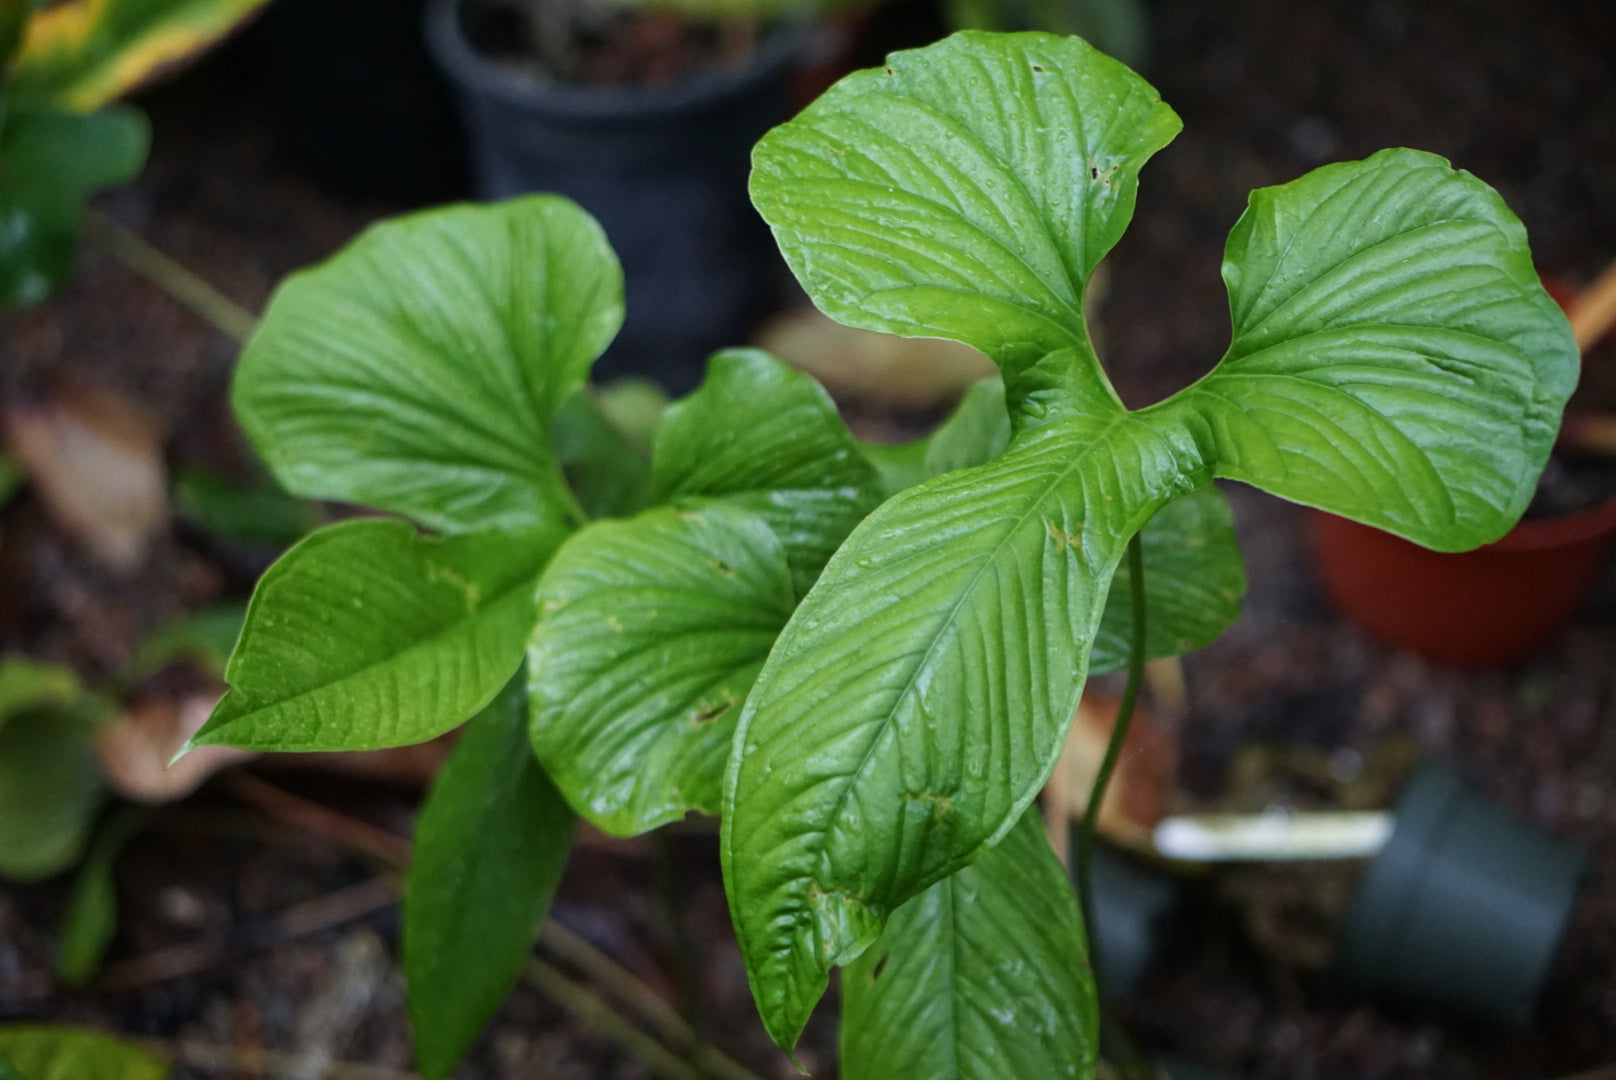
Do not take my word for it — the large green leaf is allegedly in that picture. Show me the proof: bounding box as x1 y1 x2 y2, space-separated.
8 0 272 110
750 31 1180 409
405 677 575 1080
529 503 796 835
233 196 621 535
841 809 1097 1080
1163 148 1577 548
723 414 1199 1047
0 1028 165 1080
649 349 882 593
728 33 1577 1050
0 102 148 309
192 518 565 752
1088 486 1244 674
551 388 651 521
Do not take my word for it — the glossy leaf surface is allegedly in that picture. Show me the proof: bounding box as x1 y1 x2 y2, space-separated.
650 349 882 592
0 103 147 308
729 32 1577 1048
1166 148 1577 548
530 503 796 835
0 1026 166 1080
194 518 564 752
841 810 1096 1080
9 0 272 110
406 678 574 1080
234 196 621 535
750 31 1180 408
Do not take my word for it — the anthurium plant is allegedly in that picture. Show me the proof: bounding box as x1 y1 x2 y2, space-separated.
0 0 270 308
194 31 1576 1080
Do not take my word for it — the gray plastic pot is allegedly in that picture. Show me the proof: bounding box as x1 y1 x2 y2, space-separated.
1336 762 1588 1029
424 0 806 391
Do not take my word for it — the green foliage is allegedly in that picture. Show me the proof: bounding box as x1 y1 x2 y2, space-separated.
208 30 1576 1080
405 677 576 1080
0 102 147 307
0 1026 166 1080
842 810 1098 1079
56 809 147 987
0 658 107 881
725 30 1576 1049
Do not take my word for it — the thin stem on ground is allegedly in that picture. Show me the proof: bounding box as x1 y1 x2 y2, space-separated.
84 211 259 345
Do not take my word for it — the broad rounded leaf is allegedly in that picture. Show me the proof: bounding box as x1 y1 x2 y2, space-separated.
650 349 882 592
530 503 796 835
194 518 565 752
841 810 1097 1080
722 415 1202 1048
0 103 148 309
234 195 621 534
9 0 272 110
406 677 575 1080
750 31 1180 407
1088 485 1244 674
0 1026 166 1080
0 709 104 881
1171 149 1578 549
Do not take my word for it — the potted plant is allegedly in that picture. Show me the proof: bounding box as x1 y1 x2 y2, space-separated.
423 0 819 392
190 32 1578 1078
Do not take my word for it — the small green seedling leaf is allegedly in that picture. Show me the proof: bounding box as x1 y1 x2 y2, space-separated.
0 1026 167 1080
529 502 796 835
129 603 247 681
727 31 1577 1049
650 349 883 593
0 102 148 309
193 518 566 752
841 809 1097 1080
0 658 104 881
172 469 322 546
921 378 1010 478
405 676 575 1080
234 195 622 535
56 808 147 987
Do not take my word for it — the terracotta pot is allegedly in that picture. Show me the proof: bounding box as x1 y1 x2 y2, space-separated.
1309 497 1616 666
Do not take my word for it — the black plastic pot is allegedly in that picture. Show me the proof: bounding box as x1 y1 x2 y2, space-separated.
1336 762 1588 1029
424 0 805 391
1077 844 1183 1001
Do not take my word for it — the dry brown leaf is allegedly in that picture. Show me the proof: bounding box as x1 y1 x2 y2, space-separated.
6 382 168 570
1044 694 1178 859
97 690 252 804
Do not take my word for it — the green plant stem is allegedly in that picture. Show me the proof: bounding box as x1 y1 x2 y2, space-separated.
84 211 259 345
1075 532 1146 996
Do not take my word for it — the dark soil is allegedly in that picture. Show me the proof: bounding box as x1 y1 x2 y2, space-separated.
3 1 1615 1078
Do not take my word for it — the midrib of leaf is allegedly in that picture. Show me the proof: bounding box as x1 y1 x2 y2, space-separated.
759 408 1194 922
215 578 533 749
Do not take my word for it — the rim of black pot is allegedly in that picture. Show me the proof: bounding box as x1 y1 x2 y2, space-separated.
424 0 810 122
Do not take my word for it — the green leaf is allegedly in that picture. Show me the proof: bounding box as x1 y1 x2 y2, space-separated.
0 1051 24 1080
529 502 796 835
57 809 146 987
649 349 882 593
1088 486 1244 674
857 437 929 499
405 676 575 1080
193 517 566 752
172 469 322 545
552 388 651 521
923 378 1010 478
0 659 104 881
750 31 1180 409
130 603 246 680
0 1027 167 1080
728 35 1577 1048
1162 148 1578 549
8 0 272 111
722 414 1199 1048
841 809 1097 1080
0 102 148 309
233 195 621 535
